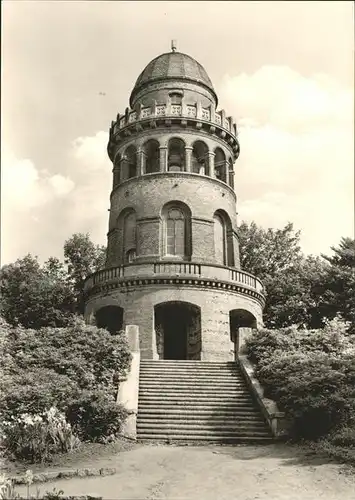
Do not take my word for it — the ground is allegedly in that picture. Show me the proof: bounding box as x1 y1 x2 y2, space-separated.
14 443 355 500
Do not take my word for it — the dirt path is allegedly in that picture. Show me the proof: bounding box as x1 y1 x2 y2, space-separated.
18 444 355 500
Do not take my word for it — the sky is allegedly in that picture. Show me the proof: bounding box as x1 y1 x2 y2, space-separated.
1 0 354 265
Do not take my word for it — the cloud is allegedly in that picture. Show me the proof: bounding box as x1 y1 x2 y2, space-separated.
72 131 109 171
2 151 75 211
1 150 75 264
219 65 354 255
64 131 111 243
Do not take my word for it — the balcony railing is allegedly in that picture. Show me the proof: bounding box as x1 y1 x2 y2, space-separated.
111 103 237 139
84 261 264 296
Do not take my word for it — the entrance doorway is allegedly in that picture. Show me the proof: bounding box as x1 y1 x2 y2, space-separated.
229 309 257 357
95 306 124 335
154 301 201 360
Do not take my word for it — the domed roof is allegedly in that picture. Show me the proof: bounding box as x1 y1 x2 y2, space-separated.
130 51 217 106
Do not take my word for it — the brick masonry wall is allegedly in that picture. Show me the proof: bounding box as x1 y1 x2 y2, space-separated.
85 285 263 361
107 173 240 268
131 80 216 109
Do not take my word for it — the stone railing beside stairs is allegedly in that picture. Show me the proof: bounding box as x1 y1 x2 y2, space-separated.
117 325 140 440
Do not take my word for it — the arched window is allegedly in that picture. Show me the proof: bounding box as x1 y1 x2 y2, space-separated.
143 139 160 174
169 92 183 105
192 141 208 175
168 138 185 172
162 202 192 260
125 145 137 179
214 213 226 265
214 148 227 183
167 208 185 256
214 210 234 266
123 211 136 263
125 248 136 263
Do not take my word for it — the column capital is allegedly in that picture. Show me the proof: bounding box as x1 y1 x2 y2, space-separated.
185 146 193 151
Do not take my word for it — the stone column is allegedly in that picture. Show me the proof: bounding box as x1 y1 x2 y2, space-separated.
120 157 128 182
138 149 146 176
207 152 215 178
229 169 235 189
185 146 193 172
159 146 168 172
112 166 120 188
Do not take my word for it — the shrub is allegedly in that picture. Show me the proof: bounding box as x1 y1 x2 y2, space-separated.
0 369 79 423
245 319 355 441
245 317 354 366
327 424 355 447
1 318 131 462
1 407 81 463
65 390 129 442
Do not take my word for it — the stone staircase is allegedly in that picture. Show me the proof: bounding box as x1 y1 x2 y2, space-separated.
137 360 273 443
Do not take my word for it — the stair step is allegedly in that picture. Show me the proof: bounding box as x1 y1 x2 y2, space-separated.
137 418 266 426
138 401 258 413
139 376 245 387
140 361 237 365
138 396 255 403
140 365 239 370
138 396 253 403
137 412 263 419
139 387 249 398
137 428 270 436
137 434 273 443
137 361 271 442
138 407 259 415
137 419 266 427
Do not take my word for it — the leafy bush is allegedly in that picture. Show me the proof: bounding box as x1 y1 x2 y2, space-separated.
66 390 128 442
1 407 80 463
1 318 131 461
245 318 355 441
246 317 354 366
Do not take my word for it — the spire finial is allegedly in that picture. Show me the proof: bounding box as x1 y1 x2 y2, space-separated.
171 40 177 53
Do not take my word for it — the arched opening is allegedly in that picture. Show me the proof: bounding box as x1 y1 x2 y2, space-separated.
213 210 234 266
168 138 185 172
95 306 124 335
117 209 137 264
214 147 227 183
214 213 226 265
162 201 192 260
154 301 201 360
192 140 208 175
143 139 160 174
169 91 183 105
229 309 257 357
125 145 138 179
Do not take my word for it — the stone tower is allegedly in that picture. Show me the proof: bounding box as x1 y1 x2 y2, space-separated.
84 44 265 361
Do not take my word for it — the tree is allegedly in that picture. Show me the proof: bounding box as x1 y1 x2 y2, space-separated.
320 238 355 331
237 222 354 331
238 221 303 279
0 255 76 329
322 237 355 268
262 255 330 329
64 233 106 313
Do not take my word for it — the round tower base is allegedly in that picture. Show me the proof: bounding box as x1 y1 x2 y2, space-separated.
85 285 263 362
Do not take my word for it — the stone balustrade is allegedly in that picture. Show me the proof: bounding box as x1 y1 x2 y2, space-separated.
111 102 238 139
84 261 265 304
